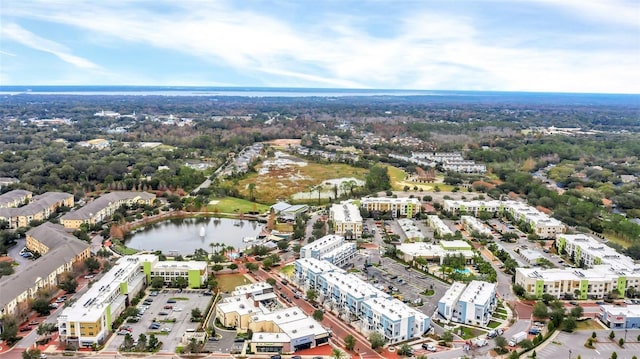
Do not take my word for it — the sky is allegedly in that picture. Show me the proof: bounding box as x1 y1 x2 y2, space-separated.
1 0 639 93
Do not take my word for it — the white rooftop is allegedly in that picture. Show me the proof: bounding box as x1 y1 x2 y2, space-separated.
322 271 388 300
364 296 428 322
459 280 496 305
278 316 328 338
562 234 638 271
439 282 466 308
251 306 306 325
601 304 640 317
296 257 345 274
232 282 273 296
301 234 344 253
330 203 362 223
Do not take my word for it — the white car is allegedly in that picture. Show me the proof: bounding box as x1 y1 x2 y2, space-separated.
173 307 183 312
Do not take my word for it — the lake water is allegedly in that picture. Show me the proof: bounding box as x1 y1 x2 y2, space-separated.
124 217 263 255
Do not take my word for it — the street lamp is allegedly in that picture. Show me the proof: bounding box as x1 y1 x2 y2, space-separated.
568 349 572 359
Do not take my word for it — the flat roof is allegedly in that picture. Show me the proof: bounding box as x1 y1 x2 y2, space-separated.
232 282 273 296
459 281 495 305
279 316 328 338
601 304 640 317
301 234 344 253
321 271 388 300
251 306 306 325
330 203 362 223
438 282 466 308
217 296 262 316
295 257 345 274
364 296 428 322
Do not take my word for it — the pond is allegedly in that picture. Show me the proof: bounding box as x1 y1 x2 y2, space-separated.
124 217 264 255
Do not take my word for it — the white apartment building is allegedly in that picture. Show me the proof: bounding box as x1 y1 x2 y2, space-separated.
317 271 389 318
329 202 363 239
360 197 421 218
556 234 636 270
300 235 346 260
361 296 431 343
461 215 492 236
437 281 497 326
427 215 454 237
215 283 277 329
294 257 345 290
319 242 357 266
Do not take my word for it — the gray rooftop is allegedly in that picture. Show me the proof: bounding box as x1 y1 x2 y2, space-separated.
27 222 81 250
61 191 155 220
0 233 89 310
0 190 32 207
0 192 72 217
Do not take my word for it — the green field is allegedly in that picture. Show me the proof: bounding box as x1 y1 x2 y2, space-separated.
207 197 270 214
216 273 252 292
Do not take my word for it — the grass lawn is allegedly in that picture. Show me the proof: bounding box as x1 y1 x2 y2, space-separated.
275 223 293 232
493 313 507 320
280 264 295 277
112 239 139 255
207 197 270 214
488 320 501 328
603 233 632 249
215 273 252 292
458 326 487 340
575 319 606 330
386 165 407 190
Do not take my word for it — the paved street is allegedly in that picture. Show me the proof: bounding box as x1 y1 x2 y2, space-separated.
537 330 640 359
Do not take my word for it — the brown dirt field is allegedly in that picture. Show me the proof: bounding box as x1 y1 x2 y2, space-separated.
264 139 302 146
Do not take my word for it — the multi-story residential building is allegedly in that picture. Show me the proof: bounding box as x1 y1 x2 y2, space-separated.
442 161 487 173
57 255 207 346
294 258 430 343
437 282 467 322
0 177 20 189
0 189 32 208
361 296 431 343
0 192 74 229
441 281 497 326
599 305 640 329
60 191 156 229
319 242 357 266
515 265 640 300
300 235 346 260
215 283 276 329
556 234 635 269
360 197 421 218
427 215 454 237
396 240 475 265
149 261 208 288
25 222 91 259
461 215 492 237
0 228 90 318
294 257 345 290
443 200 565 238
248 307 331 354
329 202 362 239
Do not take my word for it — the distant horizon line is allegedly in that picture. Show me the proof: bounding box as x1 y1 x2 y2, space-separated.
1 85 639 96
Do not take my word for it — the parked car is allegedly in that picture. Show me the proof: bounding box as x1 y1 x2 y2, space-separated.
167 299 177 303
164 305 173 309
422 343 437 352
270 355 282 359
149 291 158 296
29 320 39 326
20 326 33 332
158 312 169 316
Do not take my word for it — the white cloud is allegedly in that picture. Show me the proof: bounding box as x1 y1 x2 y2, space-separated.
2 1 639 92
1 23 101 70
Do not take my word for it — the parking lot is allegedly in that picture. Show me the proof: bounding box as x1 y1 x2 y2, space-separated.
105 289 213 353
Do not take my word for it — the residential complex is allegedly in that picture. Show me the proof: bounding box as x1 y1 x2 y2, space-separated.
427 215 454 237
0 189 32 208
443 200 565 238
328 202 363 239
360 197 421 218
397 218 425 241
0 224 90 318
294 257 430 343
0 191 74 229
60 191 156 229
390 152 486 173
396 240 475 264
461 215 492 237
57 255 207 346
556 234 635 269
300 235 356 266
215 283 277 329
437 281 497 326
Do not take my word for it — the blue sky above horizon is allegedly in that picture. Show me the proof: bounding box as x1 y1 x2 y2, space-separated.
1 1 639 93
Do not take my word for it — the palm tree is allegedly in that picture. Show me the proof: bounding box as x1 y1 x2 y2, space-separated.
331 348 345 359
209 242 215 257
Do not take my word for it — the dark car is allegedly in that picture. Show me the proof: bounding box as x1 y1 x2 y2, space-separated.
167 299 177 303
20 326 33 332
270 355 282 359
234 338 246 342
293 294 300 299
291 356 302 359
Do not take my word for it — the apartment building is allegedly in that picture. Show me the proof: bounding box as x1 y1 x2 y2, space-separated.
361 296 431 343
556 234 635 269
149 261 208 288
0 177 20 189
60 191 156 229
437 282 467 322
329 202 363 239
300 235 346 260
443 200 565 238
319 242 357 266
360 197 421 218
396 240 475 265
427 215 454 237
437 281 497 326
25 222 91 260
317 271 388 318
0 191 74 229
57 255 207 346
515 265 640 299
398 218 425 241
0 229 90 318
0 189 32 208
461 215 492 236
294 257 345 290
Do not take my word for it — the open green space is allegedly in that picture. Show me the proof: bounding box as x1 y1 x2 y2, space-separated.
215 273 252 292
488 320 501 328
280 264 295 277
575 319 605 330
207 197 270 214
111 239 139 255
457 326 487 340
